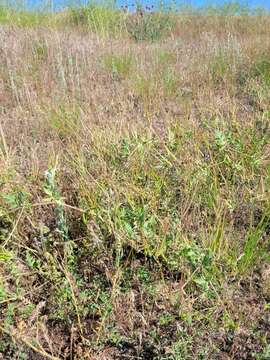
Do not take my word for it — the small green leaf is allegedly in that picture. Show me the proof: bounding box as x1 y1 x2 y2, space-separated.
0 247 13 262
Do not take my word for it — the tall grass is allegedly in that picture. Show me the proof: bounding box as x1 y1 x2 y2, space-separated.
0 5 51 25
0 4 270 359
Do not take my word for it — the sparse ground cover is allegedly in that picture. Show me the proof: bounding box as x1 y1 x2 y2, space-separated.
0 4 270 359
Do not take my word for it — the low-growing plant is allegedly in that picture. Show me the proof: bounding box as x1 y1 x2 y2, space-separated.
161 68 180 97
210 52 232 83
103 53 133 80
134 68 180 105
252 56 270 85
257 345 270 360
134 74 158 105
0 247 13 262
157 50 177 66
48 105 81 140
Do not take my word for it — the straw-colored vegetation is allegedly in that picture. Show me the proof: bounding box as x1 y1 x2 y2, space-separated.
0 3 270 359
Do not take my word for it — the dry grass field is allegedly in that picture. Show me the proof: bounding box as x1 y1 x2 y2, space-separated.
0 5 270 359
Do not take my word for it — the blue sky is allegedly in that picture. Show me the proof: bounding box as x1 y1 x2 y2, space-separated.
5 0 270 11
